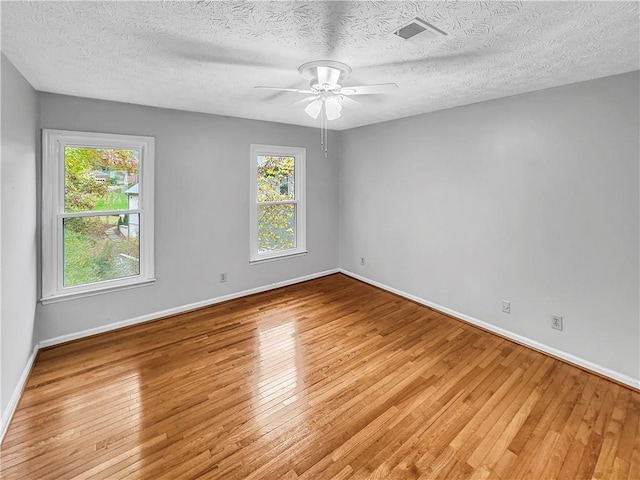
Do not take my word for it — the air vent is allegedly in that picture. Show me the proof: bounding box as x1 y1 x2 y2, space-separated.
394 18 447 43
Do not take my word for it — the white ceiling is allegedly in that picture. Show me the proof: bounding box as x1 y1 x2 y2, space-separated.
2 1 638 130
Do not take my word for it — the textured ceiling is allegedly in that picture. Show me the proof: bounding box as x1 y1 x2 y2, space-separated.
2 1 639 130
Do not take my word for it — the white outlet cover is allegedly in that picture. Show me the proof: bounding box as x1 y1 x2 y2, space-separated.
551 315 563 331
502 301 511 313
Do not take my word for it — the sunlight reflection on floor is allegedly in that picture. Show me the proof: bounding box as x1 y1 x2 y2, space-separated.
254 320 305 430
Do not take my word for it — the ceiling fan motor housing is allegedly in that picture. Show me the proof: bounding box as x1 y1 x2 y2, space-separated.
298 60 352 92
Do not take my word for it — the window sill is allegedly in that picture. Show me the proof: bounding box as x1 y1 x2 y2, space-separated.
250 251 308 265
40 278 156 305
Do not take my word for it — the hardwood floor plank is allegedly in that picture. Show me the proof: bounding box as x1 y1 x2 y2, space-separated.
629 431 640 480
592 388 631 479
1 273 638 479
467 356 554 470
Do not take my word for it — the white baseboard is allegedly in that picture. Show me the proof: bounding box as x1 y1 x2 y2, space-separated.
339 269 640 390
1 344 39 442
39 268 339 348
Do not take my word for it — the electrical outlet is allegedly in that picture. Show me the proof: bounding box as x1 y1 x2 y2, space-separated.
551 315 563 331
502 300 511 314
220 272 227 283
360 257 365 266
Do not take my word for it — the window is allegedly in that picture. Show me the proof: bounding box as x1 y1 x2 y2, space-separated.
41 130 154 302
250 144 306 263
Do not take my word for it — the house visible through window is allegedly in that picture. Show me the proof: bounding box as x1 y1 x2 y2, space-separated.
250 144 306 262
41 130 154 302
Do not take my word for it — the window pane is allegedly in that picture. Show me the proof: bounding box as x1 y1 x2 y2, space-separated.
257 155 295 202
63 214 140 287
64 146 139 212
258 204 296 252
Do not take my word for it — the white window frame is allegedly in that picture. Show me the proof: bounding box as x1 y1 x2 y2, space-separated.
250 144 306 263
41 129 155 303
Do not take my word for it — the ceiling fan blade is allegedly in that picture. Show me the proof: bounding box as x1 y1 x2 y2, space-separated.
340 83 398 95
338 96 360 108
255 86 315 94
289 95 320 107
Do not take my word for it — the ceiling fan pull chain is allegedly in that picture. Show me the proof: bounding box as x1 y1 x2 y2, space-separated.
320 101 329 157
325 108 329 157
323 106 326 154
320 102 325 150
325 125 329 158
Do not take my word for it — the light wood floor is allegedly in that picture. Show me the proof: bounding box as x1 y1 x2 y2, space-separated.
1 274 638 479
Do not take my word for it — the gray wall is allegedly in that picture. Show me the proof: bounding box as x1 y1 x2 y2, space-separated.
1 53 39 415
36 93 339 341
340 72 640 382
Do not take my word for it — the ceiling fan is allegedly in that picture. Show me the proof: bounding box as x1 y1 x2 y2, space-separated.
255 60 398 155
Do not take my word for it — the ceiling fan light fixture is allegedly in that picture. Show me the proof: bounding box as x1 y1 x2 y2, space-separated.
304 98 323 119
324 97 342 120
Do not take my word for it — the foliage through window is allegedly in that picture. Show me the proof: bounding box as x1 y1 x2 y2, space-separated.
42 130 154 302
250 145 306 262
